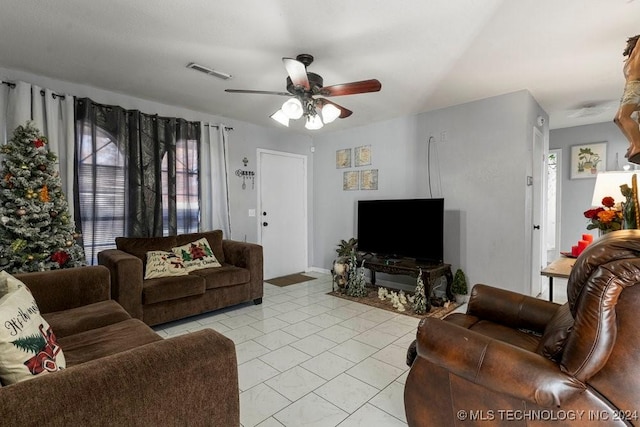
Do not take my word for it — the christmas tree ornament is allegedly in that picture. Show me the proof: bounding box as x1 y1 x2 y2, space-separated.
21 164 28 169
33 138 46 148
38 164 46 171
39 185 50 202
16 208 27 216
50 210 58 218
65 241 72 247
11 239 28 253
27 255 34 261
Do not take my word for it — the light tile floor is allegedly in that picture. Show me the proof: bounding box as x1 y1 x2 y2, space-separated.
153 272 437 427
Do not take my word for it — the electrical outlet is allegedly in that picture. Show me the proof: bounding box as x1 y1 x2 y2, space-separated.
248 209 256 217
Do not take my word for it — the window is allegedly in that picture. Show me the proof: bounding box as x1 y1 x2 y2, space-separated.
77 124 200 264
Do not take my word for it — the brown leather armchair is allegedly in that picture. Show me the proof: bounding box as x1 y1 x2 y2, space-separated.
404 230 640 426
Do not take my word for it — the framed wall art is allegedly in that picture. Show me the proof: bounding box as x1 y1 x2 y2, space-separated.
336 149 352 169
570 142 607 179
343 171 359 191
354 145 371 167
360 169 378 190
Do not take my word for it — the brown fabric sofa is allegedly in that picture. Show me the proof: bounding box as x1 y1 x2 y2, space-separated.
404 230 640 427
98 230 263 326
0 265 239 426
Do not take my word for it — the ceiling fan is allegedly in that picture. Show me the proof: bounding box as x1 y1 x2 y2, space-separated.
225 54 382 129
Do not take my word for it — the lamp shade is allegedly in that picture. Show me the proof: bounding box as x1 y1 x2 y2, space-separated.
305 114 324 130
281 98 303 119
270 109 289 127
321 103 341 124
591 171 637 206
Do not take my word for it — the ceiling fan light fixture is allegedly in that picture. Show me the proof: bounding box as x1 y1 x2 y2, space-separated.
270 109 290 127
321 103 341 124
305 114 324 130
281 98 303 119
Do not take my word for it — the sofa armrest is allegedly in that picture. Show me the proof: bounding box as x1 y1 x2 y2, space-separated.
467 284 561 333
0 329 239 425
15 266 111 314
415 317 585 407
98 249 144 320
223 240 264 300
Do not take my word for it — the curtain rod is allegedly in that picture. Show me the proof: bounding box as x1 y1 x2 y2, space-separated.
2 81 66 99
203 123 234 131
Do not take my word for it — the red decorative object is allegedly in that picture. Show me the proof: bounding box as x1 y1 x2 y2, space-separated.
33 138 45 148
51 251 70 266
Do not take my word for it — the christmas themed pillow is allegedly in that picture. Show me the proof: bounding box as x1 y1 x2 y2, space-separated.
0 271 66 385
144 251 189 279
171 238 221 272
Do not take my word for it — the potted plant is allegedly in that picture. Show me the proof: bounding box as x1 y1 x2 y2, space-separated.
451 268 468 304
332 238 357 289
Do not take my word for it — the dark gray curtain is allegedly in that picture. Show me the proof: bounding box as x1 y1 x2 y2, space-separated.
75 98 200 261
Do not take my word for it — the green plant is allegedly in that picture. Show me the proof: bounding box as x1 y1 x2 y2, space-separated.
336 238 358 257
452 268 468 295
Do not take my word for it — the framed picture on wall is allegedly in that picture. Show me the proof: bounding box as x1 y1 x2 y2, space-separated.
354 145 371 166
336 149 352 169
570 142 607 179
343 171 359 190
360 169 378 190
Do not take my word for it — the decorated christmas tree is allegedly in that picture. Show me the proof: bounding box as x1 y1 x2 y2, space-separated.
0 122 86 273
413 268 427 314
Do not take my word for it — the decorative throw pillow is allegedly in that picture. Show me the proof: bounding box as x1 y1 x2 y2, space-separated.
0 271 66 385
144 251 189 279
172 238 221 272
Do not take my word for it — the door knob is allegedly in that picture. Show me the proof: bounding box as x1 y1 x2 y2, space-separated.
263 222 268 227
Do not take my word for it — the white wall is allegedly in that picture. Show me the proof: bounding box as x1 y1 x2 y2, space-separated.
312 90 549 294
550 121 634 252
0 66 313 247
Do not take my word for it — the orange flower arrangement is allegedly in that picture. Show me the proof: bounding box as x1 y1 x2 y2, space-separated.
584 196 623 233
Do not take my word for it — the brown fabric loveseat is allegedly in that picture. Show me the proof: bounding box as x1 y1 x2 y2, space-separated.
404 230 640 427
98 230 263 326
0 266 239 426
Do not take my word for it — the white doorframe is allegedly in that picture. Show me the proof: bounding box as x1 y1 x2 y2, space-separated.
256 149 309 276
531 126 548 297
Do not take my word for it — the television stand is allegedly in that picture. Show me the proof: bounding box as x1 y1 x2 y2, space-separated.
363 258 454 311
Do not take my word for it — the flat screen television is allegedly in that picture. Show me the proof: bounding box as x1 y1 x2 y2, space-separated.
357 198 444 264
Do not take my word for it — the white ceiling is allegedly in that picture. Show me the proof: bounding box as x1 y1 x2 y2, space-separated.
1 0 638 133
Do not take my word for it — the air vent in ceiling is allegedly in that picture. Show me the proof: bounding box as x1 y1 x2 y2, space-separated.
186 62 232 80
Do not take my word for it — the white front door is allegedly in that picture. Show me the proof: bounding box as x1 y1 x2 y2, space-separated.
257 149 308 280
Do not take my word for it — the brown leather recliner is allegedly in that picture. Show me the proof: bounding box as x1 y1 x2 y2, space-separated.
404 230 640 427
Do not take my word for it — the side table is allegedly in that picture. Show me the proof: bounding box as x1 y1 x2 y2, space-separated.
540 256 576 302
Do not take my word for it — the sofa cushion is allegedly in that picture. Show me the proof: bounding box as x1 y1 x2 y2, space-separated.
171 238 221 272
142 274 206 305
116 236 178 264
0 272 66 384
144 251 189 279
536 302 573 361
189 264 251 290
43 300 131 338
58 318 162 366
176 230 225 263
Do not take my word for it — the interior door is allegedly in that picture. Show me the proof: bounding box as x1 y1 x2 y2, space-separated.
257 149 308 280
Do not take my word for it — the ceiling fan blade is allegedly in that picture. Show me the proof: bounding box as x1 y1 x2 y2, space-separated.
317 98 353 118
320 79 381 97
283 57 310 90
225 89 292 96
